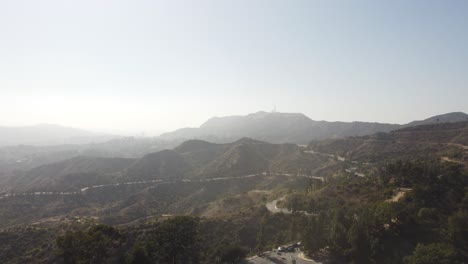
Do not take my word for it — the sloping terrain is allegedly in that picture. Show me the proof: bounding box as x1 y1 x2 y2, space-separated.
405 112 468 127
124 150 191 181
121 138 334 183
160 111 401 143
9 156 136 192
310 121 468 164
0 174 310 228
0 119 467 264
0 137 337 229
0 137 179 173
0 124 118 146
3 138 332 193
160 111 467 144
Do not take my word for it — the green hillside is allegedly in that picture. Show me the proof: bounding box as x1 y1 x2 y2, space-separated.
0 122 467 264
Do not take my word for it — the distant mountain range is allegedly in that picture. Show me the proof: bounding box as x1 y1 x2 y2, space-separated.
8 138 333 192
2 112 467 147
2 120 467 229
7 119 468 194
160 111 468 144
125 137 330 181
0 124 119 146
311 120 468 163
405 112 468 127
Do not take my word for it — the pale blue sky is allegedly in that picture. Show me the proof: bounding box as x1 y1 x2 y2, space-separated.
1 0 467 135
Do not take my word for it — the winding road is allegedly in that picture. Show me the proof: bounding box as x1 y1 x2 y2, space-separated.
265 196 315 216
0 172 324 200
303 148 367 177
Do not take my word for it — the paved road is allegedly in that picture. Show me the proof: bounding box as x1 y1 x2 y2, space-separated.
265 196 291 214
385 187 412 203
247 250 321 264
440 156 465 164
0 172 324 200
265 196 315 215
303 148 367 177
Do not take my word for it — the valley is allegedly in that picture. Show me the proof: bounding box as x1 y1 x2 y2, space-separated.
0 116 467 264
3 1 468 262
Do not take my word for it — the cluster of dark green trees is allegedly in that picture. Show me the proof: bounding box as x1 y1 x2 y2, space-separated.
54 159 467 264
55 216 248 264
56 224 123 263
278 159 467 264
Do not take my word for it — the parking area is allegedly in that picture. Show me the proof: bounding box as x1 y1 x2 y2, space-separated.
247 250 321 264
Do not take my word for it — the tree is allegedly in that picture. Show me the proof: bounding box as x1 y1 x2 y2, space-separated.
347 219 372 264
301 216 325 254
146 216 200 264
405 243 460 264
255 217 267 253
211 244 247 264
447 210 468 257
56 224 123 264
126 244 150 264
328 209 350 256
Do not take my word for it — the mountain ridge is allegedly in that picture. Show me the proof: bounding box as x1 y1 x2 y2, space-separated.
404 111 468 127
6 138 333 192
160 111 468 144
0 124 119 146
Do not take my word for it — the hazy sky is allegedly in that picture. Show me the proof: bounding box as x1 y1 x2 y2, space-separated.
1 0 467 135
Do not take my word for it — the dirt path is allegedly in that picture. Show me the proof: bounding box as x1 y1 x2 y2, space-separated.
447 143 468 150
265 196 291 214
441 156 464 164
386 188 412 202
265 196 315 216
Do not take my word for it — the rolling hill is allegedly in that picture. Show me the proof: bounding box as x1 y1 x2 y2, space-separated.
125 138 333 182
405 111 468 127
309 121 468 164
159 111 468 144
9 118 467 194
1 121 467 264
0 124 119 146
9 156 136 192
5 138 334 193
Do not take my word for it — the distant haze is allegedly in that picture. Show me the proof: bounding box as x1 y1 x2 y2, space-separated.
1 0 467 134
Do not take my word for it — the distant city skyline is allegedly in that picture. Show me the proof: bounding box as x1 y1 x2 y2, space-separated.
1 0 467 134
